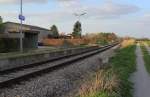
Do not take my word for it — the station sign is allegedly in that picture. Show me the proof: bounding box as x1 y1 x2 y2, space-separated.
19 14 25 21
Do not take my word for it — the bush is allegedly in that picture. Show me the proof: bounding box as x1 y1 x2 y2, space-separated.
0 23 5 32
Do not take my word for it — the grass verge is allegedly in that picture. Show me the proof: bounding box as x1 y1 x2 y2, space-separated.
78 45 136 97
140 45 150 73
148 41 150 46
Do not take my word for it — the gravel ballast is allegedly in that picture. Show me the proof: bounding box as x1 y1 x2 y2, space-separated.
0 46 118 97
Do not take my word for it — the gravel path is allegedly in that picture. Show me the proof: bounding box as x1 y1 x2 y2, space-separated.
132 44 150 97
0 46 118 97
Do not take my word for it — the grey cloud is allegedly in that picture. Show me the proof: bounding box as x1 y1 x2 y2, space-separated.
1 1 140 22
84 2 140 19
0 0 141 25
0 0 48 4
136 14 150 25
0 0 76 4
22 2 140 23
56 0 76 1
1 0 140 20
57 0 80 8
56 1 140 19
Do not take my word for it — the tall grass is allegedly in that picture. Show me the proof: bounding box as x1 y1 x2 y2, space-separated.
121 39 135 48
78 45 136 97
140 45 150 73
78 69 120 97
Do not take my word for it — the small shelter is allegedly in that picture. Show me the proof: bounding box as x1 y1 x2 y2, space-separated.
8 30 39 49
0 29 39 52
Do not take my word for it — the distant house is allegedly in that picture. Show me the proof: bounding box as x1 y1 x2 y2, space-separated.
59 33 74 39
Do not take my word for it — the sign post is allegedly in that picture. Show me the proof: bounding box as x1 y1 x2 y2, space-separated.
19 0 25 52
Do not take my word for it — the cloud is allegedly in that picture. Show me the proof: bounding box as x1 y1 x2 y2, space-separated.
1 0 146 38
56 1 140 19
0 0 77 4
0 1 140 23
0 0 48 4
57 0 82 9
25 11 73 22
74 2 139 19
138 14 150 25
93 2 139 19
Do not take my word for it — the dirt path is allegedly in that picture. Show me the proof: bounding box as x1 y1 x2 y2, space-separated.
132 44 150 97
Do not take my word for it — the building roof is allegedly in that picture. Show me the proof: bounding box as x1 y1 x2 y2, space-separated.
4 22 50 32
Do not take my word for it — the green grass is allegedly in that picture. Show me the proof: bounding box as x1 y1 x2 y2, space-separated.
140 45 150 73
144 40 150 46
84 91 111 97
146 40 150 45
148 41 150 46
110 45 136 97
78 45 136 97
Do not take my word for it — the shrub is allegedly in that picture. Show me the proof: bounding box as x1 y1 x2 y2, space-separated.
79 69 120 97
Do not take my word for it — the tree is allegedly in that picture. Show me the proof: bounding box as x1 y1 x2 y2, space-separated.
0 16 4 32
50 25 59 38
0 16 2 23
72 21 82 38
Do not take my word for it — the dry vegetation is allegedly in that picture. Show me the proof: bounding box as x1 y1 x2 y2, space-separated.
121 38 135 48
42 32 118 47
78 69 120 97
42 39 87 46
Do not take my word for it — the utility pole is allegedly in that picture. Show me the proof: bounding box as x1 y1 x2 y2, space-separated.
74 12 87 37
74 12 87 21
19 0 25 52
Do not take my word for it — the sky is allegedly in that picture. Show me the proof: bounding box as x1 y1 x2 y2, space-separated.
0 0 150 38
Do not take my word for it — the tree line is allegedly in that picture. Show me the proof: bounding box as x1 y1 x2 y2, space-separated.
0 16 118 43
0 16 82 38
84 32 118 45
48 21 82 38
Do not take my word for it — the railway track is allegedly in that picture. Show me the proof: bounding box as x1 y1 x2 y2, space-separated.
0 43 118 88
